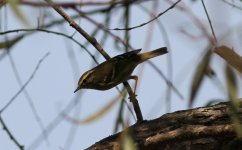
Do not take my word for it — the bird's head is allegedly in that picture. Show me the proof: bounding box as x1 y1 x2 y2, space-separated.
74 70 94 93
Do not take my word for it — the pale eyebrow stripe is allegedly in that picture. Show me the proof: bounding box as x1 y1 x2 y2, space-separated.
78 69 94 84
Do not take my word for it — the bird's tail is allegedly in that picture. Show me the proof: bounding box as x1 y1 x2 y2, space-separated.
138 47 168 63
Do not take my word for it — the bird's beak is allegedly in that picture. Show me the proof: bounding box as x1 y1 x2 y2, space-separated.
74 86 81 93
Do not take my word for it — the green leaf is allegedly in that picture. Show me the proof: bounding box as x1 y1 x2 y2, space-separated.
0 35 24 49
215 46 242 74
225 65 242 137
118 127 137 150
226 65 238 104
7 0 29 26
189 49 212 107
123 134 137 150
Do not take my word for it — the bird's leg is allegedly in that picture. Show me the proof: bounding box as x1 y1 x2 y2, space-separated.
124 76 143 122
128 75 138 96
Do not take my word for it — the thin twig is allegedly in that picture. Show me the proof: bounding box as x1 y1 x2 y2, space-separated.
0 115 24 150
148 61 183 99
0 52 50 114
222 0 242 11
201 0 217 42
0 10 24 150
7 53 49 145
19 0 153 8
0 28 98 64
167 0 216 45
44 0 110 59
73 8 132 49
21 1 121 7
3 17 49 140
109 0 182 31
138 4 176 111
27 93 81 150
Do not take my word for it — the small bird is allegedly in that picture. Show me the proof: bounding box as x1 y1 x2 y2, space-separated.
74 47 168 93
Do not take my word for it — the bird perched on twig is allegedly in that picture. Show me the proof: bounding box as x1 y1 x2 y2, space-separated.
74 47 168 93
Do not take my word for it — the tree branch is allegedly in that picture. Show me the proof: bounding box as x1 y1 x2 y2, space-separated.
110 0 182 31
87 100 242 150
0 115 24 150
0 52 49 114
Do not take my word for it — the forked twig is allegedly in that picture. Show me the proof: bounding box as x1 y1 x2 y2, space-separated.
0 52 50 114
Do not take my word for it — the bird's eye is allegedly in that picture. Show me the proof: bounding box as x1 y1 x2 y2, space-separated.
82 79 87 84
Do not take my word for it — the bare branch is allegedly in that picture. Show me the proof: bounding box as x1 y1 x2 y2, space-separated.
0 52 50 114
222 0 242 11
0 115 24 150
7 53 49 145
0 29 98 64
201 0 217 42
19 0 151 8
109 0 182 31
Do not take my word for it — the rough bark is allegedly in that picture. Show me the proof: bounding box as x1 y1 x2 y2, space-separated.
86 99 242 150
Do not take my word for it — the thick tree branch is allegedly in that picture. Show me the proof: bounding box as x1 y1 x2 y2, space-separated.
87 99 242 150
